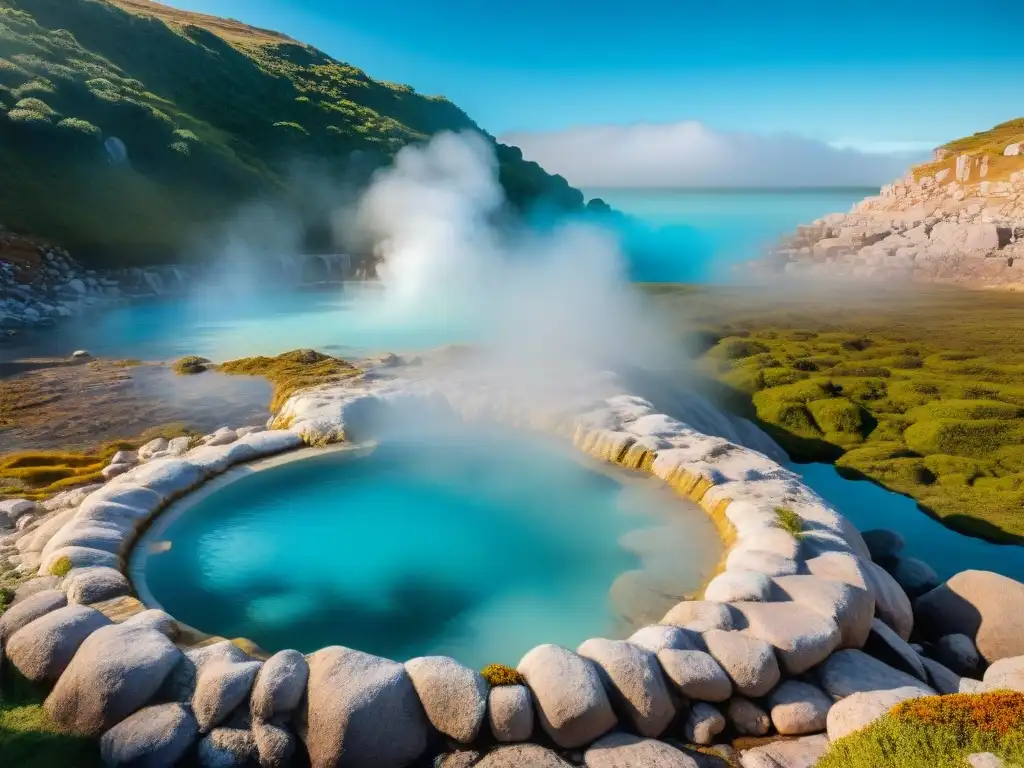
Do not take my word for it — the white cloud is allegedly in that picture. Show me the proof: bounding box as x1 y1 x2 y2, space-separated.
499 121 932 188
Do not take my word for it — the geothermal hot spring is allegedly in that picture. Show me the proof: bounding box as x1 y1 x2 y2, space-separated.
132 427 722 667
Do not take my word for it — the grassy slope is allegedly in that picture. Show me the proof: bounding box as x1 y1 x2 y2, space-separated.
648 284 1024 544
0 0 585 265
911 117 1024 184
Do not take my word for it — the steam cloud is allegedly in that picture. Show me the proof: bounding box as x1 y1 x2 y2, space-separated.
353 131 675 379
501 121 931 188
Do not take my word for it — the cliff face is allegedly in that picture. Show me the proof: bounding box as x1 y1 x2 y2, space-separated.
0 0 584 265
759 120 1024 287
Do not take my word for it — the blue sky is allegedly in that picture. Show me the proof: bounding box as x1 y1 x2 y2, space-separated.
163 0 1021 185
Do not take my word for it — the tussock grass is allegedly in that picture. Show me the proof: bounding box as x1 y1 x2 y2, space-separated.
773 507 805 539
171 355 210 375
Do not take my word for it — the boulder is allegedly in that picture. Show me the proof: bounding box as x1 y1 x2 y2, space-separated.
0 588 67 644
138 438 170 459
864 560 914 640
628 624 703 653
250 649 308 721
253 720 297 768
684 702 726 745
968 755 1006 768
10 575 61 604
733 601 842 675
578 638 676 737
891 556 939 599
704 570 776 603
915 570 1024 663
984 656 1024 692
727 697 770 736
584 731 699 767
405 655 488 743
933 634 982 678
1006 143 1022 157
517 644 617 748
123 609 177 637
0 499 35 527
302 646 429 768
738 734 830 768
113 458 204 502
193 659 263 732
99 703 199 768
863 618 928 681
767 680 832 735
661 601 738 632
5 604 110 681
816 649 935 700
773 574 874 649
41 520 127 559
198 728 257 768
40 546 119 575
918 655 987 695
826 686 928 740
861 529 904 564
475 745 574 767
63 566 130 605
162 640 249 703
488 684 534 743
45 621 182 735
703 630 780 698
656 649 732 702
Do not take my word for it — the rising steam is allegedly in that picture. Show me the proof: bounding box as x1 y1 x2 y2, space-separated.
354 131 675 378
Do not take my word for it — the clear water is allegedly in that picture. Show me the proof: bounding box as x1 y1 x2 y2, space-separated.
590 187 877 282
5 188 873 362
137 430 721 666
798 463 1024 583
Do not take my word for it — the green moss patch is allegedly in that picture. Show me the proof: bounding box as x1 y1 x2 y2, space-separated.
0 424 193 501
172 355 211 375
648 284 1024 543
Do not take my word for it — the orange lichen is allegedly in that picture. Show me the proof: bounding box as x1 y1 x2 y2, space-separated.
892 692 1024 737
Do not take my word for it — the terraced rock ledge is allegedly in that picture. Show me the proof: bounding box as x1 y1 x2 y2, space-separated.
2 349 1023 767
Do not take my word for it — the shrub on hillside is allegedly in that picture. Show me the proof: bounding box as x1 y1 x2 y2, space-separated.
57 117 101 138
13 97 56 116
5 107 51 125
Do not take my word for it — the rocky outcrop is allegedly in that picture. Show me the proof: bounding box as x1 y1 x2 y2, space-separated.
749 163 1024 287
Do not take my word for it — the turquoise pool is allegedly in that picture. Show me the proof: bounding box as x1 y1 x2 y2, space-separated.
135 430 721 667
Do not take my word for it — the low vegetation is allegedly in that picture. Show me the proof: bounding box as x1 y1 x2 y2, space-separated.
171 355 210 375
649 284 1024 543
0 664 101 768
48 555 72 577
818 692 1024 768
480 664 526 687
218 349 360 412
0 423 192 500
911 116 1024 184
0 0 587 264
773 507 805 539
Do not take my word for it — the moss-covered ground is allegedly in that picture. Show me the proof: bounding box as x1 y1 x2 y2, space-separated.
0 423 192 500
818 692 1024 768
647 283 1024 544
218 348 360 413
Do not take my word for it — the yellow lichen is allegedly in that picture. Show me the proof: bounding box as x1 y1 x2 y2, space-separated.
480 664 526 687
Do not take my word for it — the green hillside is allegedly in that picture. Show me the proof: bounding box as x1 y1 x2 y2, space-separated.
0 0 585 265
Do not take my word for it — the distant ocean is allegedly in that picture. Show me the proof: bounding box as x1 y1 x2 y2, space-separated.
586 187 878 283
